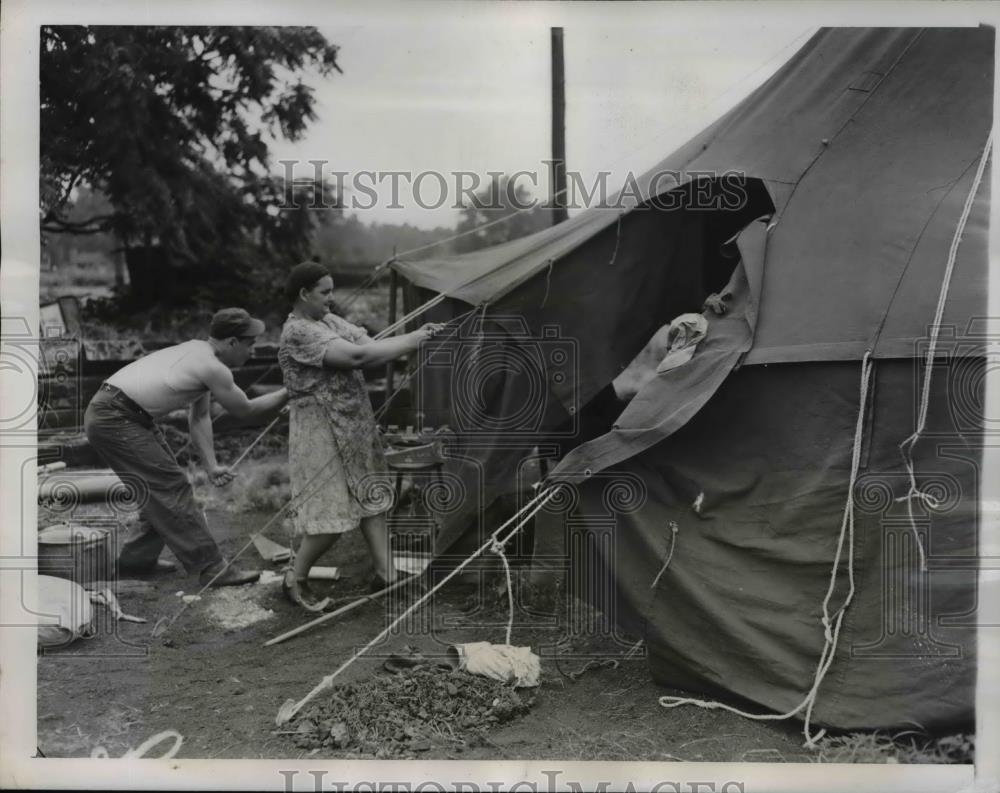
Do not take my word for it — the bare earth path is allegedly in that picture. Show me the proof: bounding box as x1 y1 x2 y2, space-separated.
37 508 816 764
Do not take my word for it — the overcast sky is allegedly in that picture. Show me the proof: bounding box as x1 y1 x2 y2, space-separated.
265 10 816 229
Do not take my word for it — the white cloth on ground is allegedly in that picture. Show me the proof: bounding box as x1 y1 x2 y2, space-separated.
448 641 541 687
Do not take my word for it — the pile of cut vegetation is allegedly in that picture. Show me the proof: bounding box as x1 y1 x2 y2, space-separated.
287 666 536 757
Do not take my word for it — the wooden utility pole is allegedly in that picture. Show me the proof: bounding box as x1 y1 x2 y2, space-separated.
385 265 399 401
551 27 568 226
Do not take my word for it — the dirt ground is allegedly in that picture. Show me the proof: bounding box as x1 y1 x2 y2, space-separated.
36 505 821 763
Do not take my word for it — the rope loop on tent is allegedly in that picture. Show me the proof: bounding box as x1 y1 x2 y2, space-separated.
897 130 992 574
275 486 562 726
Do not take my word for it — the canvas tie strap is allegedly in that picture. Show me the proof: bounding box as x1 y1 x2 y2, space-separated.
649 521 679 590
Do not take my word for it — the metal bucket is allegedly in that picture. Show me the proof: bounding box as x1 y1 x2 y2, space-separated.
37 523 113 585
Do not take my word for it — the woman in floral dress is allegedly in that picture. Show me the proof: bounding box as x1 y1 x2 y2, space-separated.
278 261 443 610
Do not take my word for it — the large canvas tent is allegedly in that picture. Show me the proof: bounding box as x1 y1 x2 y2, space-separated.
390 27 991 730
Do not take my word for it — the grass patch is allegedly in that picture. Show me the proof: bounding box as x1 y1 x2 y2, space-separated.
812 731 974 764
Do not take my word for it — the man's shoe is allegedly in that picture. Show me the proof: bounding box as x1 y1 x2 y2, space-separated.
199 562 260 588
119 558 178 575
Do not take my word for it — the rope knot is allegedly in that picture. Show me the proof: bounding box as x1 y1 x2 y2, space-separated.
894 487 942 510
821 616 833 644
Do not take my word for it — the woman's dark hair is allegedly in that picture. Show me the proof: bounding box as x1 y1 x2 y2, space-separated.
286 261 331 303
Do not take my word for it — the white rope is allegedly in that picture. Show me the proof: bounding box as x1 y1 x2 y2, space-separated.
649 521 679 590
657 133 991 745
659 352 874 748
224 293 463 473
153 304 483 635
229 405 290 471
624 638 645 659
489 537 516 645
541 259 554 308
91 730 183 759
154 410 373 635
372 305 482 422
383 204 558 262
373 28 813 266
607 212 624 267
378 293 448 338
276 486 562 725
898 132 992 572
341 258 395 309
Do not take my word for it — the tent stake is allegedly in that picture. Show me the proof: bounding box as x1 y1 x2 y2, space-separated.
264 575 415 648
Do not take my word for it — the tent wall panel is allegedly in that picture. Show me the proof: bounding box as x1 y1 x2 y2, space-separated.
572 358 979 729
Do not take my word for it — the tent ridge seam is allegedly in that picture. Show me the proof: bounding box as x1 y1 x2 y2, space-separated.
769 28 926 229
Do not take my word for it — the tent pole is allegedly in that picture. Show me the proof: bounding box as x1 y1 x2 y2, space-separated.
551 27 567 226
384 267 398 404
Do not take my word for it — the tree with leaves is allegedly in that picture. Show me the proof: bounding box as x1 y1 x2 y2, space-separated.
453 175 554 254
41 25 341 311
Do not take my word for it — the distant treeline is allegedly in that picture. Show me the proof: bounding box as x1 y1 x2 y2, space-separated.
43 175 553 312
311 213 455 280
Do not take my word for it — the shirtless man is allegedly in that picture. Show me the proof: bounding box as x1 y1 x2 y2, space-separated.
83 308 288 586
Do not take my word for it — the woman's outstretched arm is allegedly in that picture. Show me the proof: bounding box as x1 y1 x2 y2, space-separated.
321 323 444 369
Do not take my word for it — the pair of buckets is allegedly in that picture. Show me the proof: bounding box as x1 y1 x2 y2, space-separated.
37 523 114 585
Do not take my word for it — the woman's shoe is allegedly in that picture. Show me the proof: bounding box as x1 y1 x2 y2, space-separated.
282 569 331 612
369 570 423 596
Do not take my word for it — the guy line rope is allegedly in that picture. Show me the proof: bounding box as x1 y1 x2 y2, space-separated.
221 23 817 450
154 304 483 635
274 485 562 726
897 131 992 572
